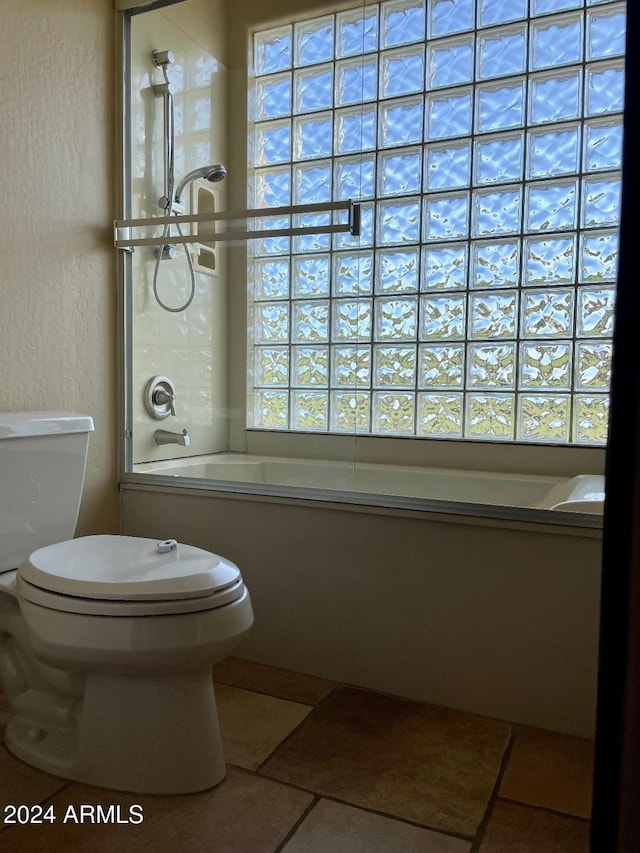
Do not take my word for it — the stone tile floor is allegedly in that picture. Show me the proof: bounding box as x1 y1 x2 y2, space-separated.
0 658 593 852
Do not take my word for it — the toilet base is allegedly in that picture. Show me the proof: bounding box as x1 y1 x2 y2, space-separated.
5 668 227 794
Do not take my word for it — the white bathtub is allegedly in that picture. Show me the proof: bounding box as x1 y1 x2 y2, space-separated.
133 453 605 516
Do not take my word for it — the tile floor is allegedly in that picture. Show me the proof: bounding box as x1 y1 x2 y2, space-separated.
0 657 593 852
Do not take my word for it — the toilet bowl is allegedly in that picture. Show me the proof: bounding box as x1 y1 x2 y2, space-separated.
0 413 254 794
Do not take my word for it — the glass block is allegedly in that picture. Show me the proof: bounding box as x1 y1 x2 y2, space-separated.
372 391 416 434
380 96 424 148
420 294 466 340
524 236 576 286
373 344 417 386
330 391 371 432
336 7 379 58
336 56 378 106
418 393 463 437
473 188 522 237
578 287 615 337
422 244 468 290
255 73 292 121
470 291 518 339
380 46 425 98
477 25 527 80
425 142 471 191
254 26 292 75
254 390 289 429
255 120 291 167
517 395 571 443
533 0 581 12
575 341 612 390
185 94 211 132
254 259 290 300
574 395 609 444
335 155 375 201
430 0 474 36
292 390 328 430
381 0 425 48
331 345 372 386
294 64 333 113
520 343 572 389
378 147 422 197
472 240 519 288
527 125 580 180
293 112 333 160
479 0 527 27
293 161 332 204
529 70 582 125
375 296 418 340
426 88 473 141
295 16 334 67
292 300 330 343
333 251 374 295
468 343 516 388
530 13 583 71
335 105 377 154
427 36 474 89
522 288 574 338
419 344 465 388
583 119 623 172
332 299 373 342
424 193 470 241
334 202 375 249
292 346 329 386
377 198 421 245
466 394 515 439
580 231 618 282
376 248 420 293
475 80 525 133
292 213 331 254
586 62 625 116
581 176 622 228
255 166 291 207
255 347 289 386
587 6 626 60
253 215 290 257
256 302 289 343
292 255 330 298
525 181 577 232
474 134 524 185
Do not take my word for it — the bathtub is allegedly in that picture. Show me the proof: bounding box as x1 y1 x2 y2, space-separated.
132 453 605 519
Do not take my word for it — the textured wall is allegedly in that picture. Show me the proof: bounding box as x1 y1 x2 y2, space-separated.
0 0 118 534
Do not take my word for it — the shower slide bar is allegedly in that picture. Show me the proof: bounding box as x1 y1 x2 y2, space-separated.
114 199 361 250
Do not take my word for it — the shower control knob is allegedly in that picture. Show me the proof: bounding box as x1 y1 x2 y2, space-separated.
144 376 177 420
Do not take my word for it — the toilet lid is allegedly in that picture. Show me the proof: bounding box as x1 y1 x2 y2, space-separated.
18 535 242 602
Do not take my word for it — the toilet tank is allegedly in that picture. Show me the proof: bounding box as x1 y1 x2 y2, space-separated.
0 412 94 572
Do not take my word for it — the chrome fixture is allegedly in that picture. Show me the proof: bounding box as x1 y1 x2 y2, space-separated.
150 48 227 313
144 376 177 420
174 165 227 203
154 428 190 447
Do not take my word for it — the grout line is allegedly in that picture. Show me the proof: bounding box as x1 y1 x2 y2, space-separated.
272 796 320 853
253 685 343 775
495 796 592 824
470 725 516 853
213 678 330 708
0 780 71 835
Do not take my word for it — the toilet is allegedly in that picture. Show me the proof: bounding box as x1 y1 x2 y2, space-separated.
0 411 253 794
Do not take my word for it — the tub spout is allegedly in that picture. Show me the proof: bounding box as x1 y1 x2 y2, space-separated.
154 428 190 447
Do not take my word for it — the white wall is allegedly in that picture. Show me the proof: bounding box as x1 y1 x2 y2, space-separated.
129 1 230 463
0 0 118 535
122 485 602 738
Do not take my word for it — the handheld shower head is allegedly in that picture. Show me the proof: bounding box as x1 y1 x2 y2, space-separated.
174 165 227 203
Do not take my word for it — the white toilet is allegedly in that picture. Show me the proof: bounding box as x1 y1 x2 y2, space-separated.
0 411 253 794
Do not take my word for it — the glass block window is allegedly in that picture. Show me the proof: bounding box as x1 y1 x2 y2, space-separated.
248 0 625 444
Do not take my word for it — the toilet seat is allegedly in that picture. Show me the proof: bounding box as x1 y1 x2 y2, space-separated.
16 534 245 616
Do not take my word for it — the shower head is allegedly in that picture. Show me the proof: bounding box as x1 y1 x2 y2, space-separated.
174 165 227 203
